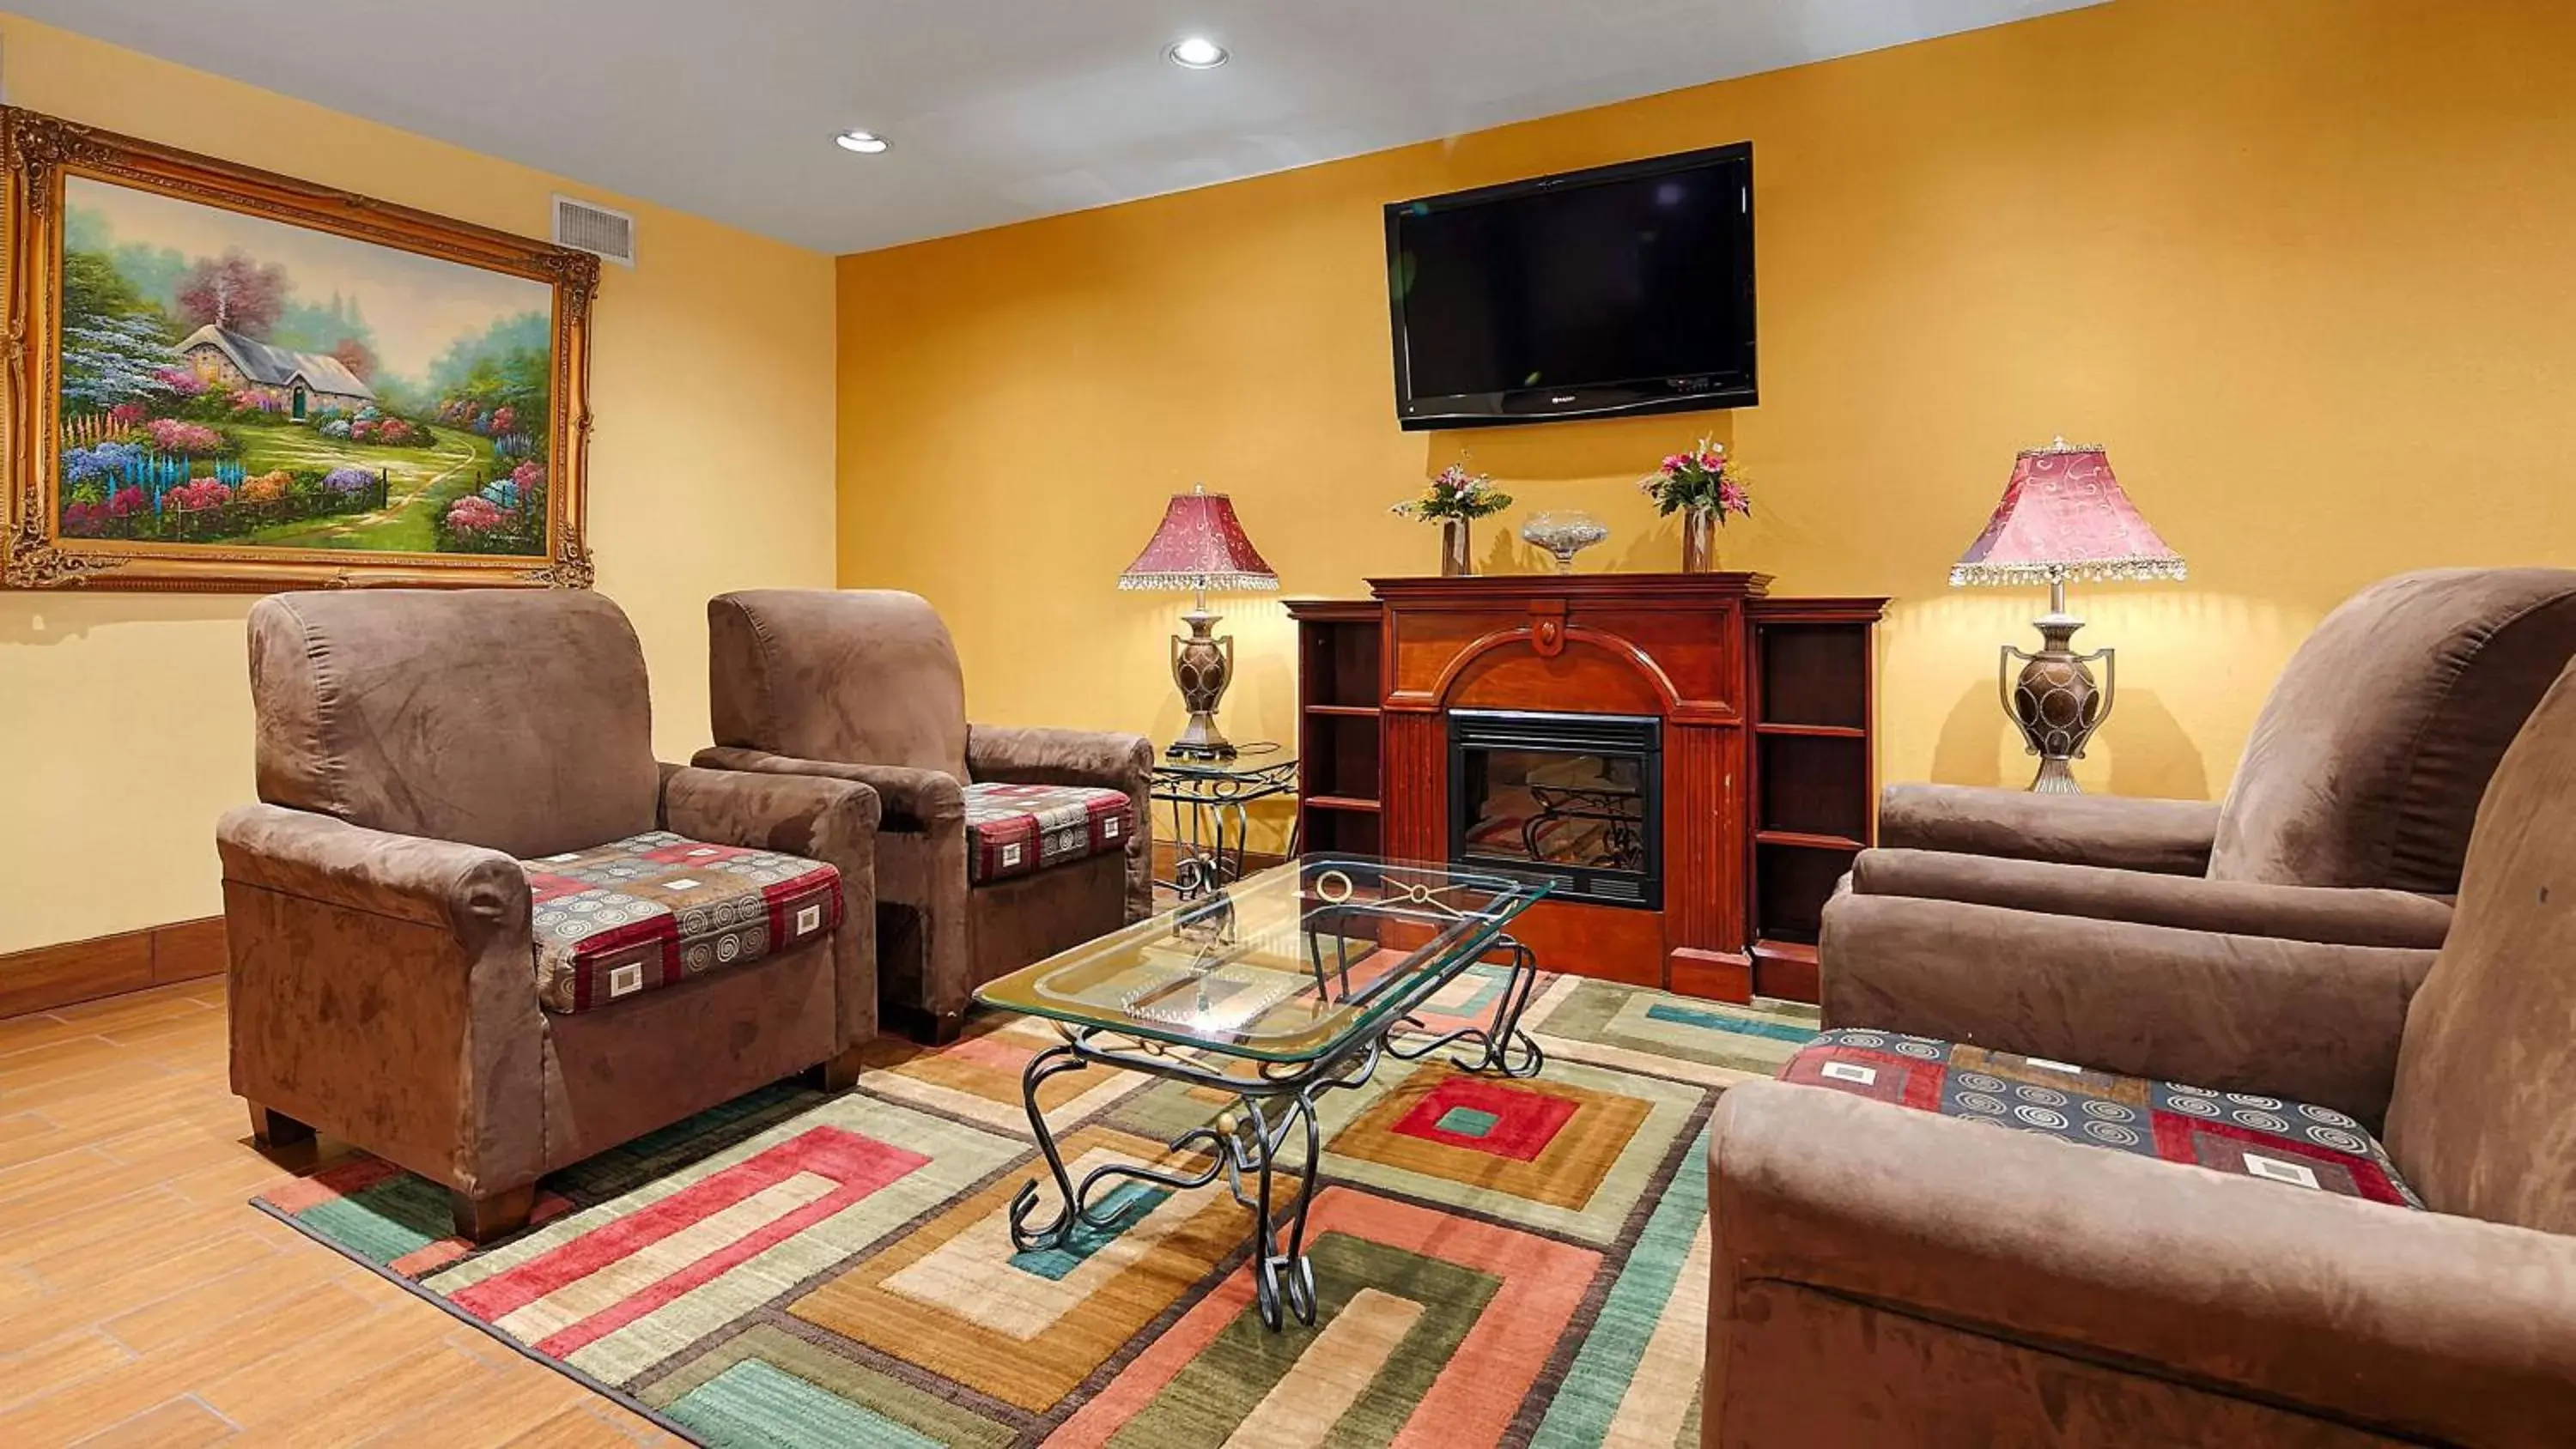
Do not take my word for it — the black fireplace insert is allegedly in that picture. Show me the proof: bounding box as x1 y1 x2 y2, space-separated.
1448 709 1662 907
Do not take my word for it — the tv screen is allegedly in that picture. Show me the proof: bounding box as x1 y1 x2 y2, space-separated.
1386 143 1755 429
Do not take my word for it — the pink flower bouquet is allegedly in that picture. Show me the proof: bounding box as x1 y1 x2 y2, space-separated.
1391 464 1513 523
1639 439 1752 521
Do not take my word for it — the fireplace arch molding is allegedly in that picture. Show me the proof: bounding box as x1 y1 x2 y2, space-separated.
1437 626 1682 718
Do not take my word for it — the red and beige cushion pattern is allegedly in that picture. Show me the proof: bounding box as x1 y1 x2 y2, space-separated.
1783 1028 2424 1208
960 781 1133 885
519 830 842 1015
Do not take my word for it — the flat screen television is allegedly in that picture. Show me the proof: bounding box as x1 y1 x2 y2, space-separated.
1385 142 1755 430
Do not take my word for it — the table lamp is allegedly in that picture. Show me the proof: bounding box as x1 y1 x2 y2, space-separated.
1118 484 1279 760
1950 439 2186 794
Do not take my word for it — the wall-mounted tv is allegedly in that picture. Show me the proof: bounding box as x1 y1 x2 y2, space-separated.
1385 142 1755 430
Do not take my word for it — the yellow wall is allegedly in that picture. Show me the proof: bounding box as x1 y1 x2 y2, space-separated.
835 0 2576 849
0 16 838 955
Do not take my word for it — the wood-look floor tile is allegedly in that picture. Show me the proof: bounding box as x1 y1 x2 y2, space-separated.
0 1109 61 1163
0 1288 366 1441
0 1037 136 1088
0 1330 139 1411
204 1337 493 1437
65 1395 238 1448
0 1148 187 1215
500 1404 661 1448
0 1260 46 1315
100 1009 229 1053
5 1233 279 1355
0 993 197 1058
49 985 217 1023
102 1251 360 1355
352 1357 603 1448
0 980 670 1444
3 1186 194 1274
0 1058 180 1116
88 1113 244 1169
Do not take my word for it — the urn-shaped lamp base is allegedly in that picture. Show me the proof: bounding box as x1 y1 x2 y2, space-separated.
2002 582 2115 793
1166 607 1239 760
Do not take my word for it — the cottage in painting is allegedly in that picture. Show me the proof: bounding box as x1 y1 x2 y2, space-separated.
174 324 374 419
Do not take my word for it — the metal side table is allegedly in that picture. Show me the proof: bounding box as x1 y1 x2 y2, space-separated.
1151 745 1297 900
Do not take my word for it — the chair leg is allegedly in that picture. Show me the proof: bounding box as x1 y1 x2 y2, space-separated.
881 1003 965 1046
450 1185 537 1243
811 1046 866 1093
246 1102 316 1149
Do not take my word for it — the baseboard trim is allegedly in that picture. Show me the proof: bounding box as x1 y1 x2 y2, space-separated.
0 917 227 1020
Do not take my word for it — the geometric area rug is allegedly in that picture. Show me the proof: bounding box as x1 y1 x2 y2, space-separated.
252 968 1817 1446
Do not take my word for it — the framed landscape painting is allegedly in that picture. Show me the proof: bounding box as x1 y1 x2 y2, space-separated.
1 107 597 591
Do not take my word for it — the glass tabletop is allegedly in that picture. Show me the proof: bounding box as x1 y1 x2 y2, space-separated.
1152 745 1297 784
973 856 1552 1063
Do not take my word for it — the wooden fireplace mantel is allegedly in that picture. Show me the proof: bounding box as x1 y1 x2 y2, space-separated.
1289 573 1884 1004
1372 572 1774 723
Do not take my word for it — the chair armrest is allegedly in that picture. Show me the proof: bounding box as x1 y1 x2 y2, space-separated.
1820 892 2433 1125
1850 848 2454 949
1710 1082 2576 1446
966 723 1152 792
659 764 881 1048
216 803 526 942
216 803 542 1197
967 724 1155 924
693 746 961 834
1880 783 2220 874
659 762 881 863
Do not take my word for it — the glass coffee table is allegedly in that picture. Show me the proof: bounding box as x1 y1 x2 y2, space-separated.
973 855 1553 1330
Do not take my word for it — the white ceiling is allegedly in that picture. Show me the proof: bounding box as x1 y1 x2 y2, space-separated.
16 0 2099 254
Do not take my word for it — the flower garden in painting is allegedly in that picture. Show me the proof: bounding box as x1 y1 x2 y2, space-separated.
56 174 556 556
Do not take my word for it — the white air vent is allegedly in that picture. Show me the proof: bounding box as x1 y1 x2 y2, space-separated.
551 194 635 267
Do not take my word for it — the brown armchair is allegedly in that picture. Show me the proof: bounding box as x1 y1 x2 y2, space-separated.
1699 655 2576 1446
222 591 878 1242
1857 567 2576 949
693 589 1151 1040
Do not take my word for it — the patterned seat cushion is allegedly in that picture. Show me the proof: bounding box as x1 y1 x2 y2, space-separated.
1784 1028 2424 1208
961 781 1133 885
520 831 842 1015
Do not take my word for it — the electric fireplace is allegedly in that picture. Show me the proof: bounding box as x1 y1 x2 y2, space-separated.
1448 709 1662 907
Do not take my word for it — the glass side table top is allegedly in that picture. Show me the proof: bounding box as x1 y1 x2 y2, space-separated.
1151 746 1297 789
975 856 1552 1064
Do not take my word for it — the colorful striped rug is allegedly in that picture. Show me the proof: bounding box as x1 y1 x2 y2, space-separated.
254 969 1816 1446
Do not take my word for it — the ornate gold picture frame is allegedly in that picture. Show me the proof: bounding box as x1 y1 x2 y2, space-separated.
2 106 596 591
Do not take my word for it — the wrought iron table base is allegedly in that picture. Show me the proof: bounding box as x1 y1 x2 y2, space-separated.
1005 936 1543 1331
1152 755 1298 900
1166 794 1260 900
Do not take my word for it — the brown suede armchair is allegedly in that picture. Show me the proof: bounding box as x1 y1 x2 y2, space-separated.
1699 657 2576 1446
222 591 878 1242
693 589 1152 1040
1856 567 2576 949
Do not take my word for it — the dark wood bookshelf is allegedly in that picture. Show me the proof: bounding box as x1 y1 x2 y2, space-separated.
1746 597 1885 999
1287 599 1386 858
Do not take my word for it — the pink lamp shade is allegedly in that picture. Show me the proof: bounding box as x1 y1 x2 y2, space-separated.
1950 440 2186 587
1117 484 1279 592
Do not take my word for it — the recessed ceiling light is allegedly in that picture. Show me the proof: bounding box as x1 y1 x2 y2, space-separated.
1165 36 1229 70
833 130 890 155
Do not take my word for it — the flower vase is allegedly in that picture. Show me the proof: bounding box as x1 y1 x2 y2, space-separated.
1441 518 1473 576
1680 509 1717 573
